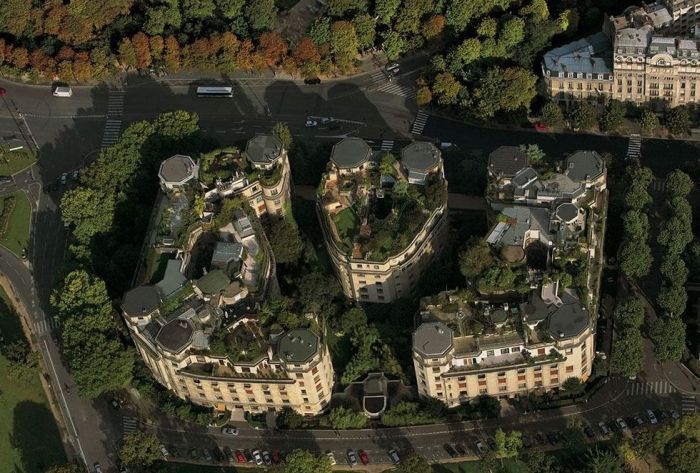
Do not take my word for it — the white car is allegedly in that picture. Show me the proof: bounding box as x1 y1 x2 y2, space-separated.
60 173 68 185
347 449 358 466
160 445 169 457
221 426 239 435
252 450 263 466
388 449 400 464
305 119 318 127
93 463 102 473
598 421 610 435
325 451 336 465
474 440 485 455
647 409 658 424
616 417 629 431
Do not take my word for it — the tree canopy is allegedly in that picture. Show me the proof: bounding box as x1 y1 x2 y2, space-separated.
119 431 162 467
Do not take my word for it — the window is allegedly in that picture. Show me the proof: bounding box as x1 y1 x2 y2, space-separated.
517 368 525 374
274 199 281 205
518 383 527 389
518 375 526 381
478 374 486 379
538 348 545 355
566 366 574 373
478 380 487 387
497 372 506 377
501 348 510 355
499 385 507 392
432 367 441 373
486 350 494 357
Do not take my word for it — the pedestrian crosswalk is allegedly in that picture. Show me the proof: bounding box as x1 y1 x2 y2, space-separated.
651 178 667 193
411 110 430 135
33 318 59 336
682 394 697 414
368 70 387 86
627 133 642 159
626 380 676 395
374 81 416 98
123 416 138 434
380 140 394 151
102 90 125 149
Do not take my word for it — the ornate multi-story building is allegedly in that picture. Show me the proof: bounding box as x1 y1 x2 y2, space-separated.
316 139 449 303
543 1 700 109
122 144 333 417
413 147 607 406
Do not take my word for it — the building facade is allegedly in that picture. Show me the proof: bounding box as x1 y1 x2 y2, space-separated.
317 139 449 303
543 1 700 109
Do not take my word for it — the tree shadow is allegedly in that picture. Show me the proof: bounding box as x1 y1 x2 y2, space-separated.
10 400 66 473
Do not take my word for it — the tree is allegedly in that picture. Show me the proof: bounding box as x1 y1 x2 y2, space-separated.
599 100 625 132
665 105 691 135
422 15 446 40
340 306 368 336
292 37 321 77
256 32 287 68
267 217 304 265
216 0 245 19
60 188 116 245
44 465 84 473
381 30 406 61
352 13 376 50
274 450 332 473
432 72 462 106
164 36 181 71
541 102 563 127
374 0 401 25
120 431 163 467
132 32 152 70
664 437 700 473
395 454 431 473
328 406 368 429
657 283 688 317
495 428 522 460
448 38 481 72
326 0 367 17
610 330 643 378
330 21 358 71
181 0 216 19
650 315 686 362
477 17 498 38
585 448 625 473
619 239 653 279
640 109 660 135
474 394 501 418
381 401 441 426
117 38 137 69
246 0 276 33
658 213 693 256
416 86 432 106
561 376 585 395
273 122 293 149
665 169 693 198
446 0 481 33
661 254 689 287
569 100 596 131
519 144 546 165
613 298 645 331
277 407 304 429
622 210 649 240
379 152 397 175
50 270 113 325
472 67 537 119
0 0 31 37
297 271 341 315
459 237 493 280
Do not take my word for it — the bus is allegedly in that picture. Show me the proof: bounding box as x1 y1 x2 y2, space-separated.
196 86 233 97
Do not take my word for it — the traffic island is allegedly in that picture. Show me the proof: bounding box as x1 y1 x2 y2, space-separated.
0 191 31 258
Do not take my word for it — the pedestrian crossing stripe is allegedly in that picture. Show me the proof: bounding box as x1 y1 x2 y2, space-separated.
682 395 697 413
380 140 394 151
375 82 416 98
625 380 675 395
123 416 138 433
412 110 430 135
33 318 59 335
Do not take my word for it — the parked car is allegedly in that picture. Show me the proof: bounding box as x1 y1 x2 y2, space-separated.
455 443 467 455
93 463 102 473
0 87 6 96
212 447 225 462
262 451 272 466
633 416 644 428
358 450 369 464
347 449 358 466
202 448 213 462
243 449 253 463
616 417 629 431
190 448 199 459
487 438 497 451
304 77 321 85
272 451 281 464
223 446 234 463
160 445 169 457
444 444 458 458
388 449 400 464
221 426 239 435
60 173 68 184
474 440 486 455
326 451 337 465
546 432 560 445
534 432 546 444
584 426 596 438
305 118 318 127
252 450 263 466
534 123 548 132
234 450 245 463
671 410 680 419
647 409 658 424
0 176 12 184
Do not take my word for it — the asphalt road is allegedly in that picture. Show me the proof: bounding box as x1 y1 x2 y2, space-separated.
0 60 699 472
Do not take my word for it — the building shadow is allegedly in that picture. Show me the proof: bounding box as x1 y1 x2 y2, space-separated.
10 400 66 473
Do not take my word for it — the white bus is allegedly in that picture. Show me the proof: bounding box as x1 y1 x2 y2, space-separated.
196 86 233 97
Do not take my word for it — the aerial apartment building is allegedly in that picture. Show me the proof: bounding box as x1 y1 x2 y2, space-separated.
317 138 449 303
122 144 333 417
413 147 607 405
543 1 700 108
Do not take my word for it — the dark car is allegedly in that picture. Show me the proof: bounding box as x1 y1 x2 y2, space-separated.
455 444 467 456
0 87 6 96
212 446 224 462
522 435 532 448
487 438 497 451
223 446 234 463
444 444 458 458
304 77 321 85
190 448 200 460
243 449 253 463
534 432 546 445
584 426 596 438
546 432 560 445
272 451 281 464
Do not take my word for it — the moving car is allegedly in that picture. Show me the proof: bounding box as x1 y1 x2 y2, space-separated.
252 450 263 466
388 449 400 464
326 451 337 465
347 449 358 466
221 426 239 435
358 450 369 464
647 409 658 424
386 63 400 75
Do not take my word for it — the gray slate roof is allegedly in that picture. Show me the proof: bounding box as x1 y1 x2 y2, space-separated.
546 290 590 339
156 318 193 353
401 142 440 172
331 138 372 169
212 241 244 266
277 329 319 363
122 285 161 317
413 322 453 357
565 150 604 182
244 134 284 165
543 32 613 76
555 202 579 223
488 146 529 178
155 259 187 298
159 155 196 184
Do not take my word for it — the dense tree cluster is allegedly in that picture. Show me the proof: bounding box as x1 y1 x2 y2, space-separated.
618 162 654 280
651 169 692 362
50 270 133 398
609 298 644 378
327 406 368 429
119 431 162 467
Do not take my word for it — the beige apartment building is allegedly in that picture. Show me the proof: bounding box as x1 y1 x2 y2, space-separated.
317 139 449 303
413 287 595 406
125 152 333 416
543 1 700 109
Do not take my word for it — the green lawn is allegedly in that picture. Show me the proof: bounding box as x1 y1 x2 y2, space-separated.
0 191 31 258
0 287 66 473
333 207 357 243
0 147 37 176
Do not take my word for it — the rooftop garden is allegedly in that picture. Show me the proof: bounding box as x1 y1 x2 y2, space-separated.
199 147 283 189
209 324 265 363
323 153 446 262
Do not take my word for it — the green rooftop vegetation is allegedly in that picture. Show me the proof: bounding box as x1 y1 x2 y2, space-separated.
159 283 194 316
209 327 265 363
